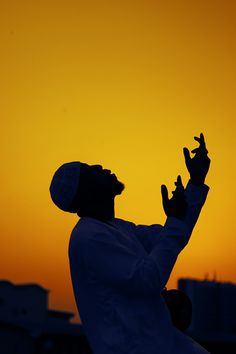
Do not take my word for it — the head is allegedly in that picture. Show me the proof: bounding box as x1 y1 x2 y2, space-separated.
49 161 125 218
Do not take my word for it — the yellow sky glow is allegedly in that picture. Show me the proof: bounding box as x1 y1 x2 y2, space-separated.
1 0 236 320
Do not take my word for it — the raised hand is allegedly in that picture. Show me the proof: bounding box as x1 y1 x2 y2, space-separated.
183 133 210 186
161 176 187 221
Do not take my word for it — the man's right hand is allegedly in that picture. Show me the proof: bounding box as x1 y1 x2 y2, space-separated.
161 176 187 221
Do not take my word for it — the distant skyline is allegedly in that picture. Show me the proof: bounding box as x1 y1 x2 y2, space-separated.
1 278 235 354
1 0 236 318
2 276 236 325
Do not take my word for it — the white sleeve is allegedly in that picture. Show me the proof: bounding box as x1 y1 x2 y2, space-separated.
81 217 189 295
134 181 209 252
184 181 209 237
134 223 163 253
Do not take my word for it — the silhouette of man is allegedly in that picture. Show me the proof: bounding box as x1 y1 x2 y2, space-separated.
50 133 210 354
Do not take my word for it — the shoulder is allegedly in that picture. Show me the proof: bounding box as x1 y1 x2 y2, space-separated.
68 217 105 263
69 217 120 247
70 217 105 242
113 217 136 229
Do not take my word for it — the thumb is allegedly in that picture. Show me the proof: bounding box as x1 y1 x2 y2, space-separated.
183 147 191 166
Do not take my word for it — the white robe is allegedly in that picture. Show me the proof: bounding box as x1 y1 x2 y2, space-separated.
69 181 210 354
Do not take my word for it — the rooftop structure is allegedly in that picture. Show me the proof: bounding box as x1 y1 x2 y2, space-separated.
0 280 90 354
178 278 236 343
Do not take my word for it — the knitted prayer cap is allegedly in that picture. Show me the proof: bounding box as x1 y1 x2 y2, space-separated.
49 162 81 213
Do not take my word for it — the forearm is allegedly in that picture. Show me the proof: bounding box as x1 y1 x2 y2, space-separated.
184 180 209 236
83 217 188 295
149 217 189 289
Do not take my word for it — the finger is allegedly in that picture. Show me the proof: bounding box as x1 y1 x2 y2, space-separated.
174 175 182 187
191 148 199 153
161 184 169 204
194 134 206 148
177 175 183 186
174 176 184 195
200 133 208 152
178 175 185 190
194 133 204 141
183 147 191 165
194 136 201 143
191 147 208 154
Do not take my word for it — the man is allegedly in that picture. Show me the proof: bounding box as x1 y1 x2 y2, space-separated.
50 133 210 354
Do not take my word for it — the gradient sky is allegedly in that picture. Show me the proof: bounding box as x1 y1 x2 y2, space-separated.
1 0 236 321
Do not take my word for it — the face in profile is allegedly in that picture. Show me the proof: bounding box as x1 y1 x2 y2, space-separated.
72 163 124 217
79 163 125 197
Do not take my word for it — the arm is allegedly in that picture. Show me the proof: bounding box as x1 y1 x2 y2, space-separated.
134 223 163 253
82 217 188 296
81 177 189 295
135 134 210 250
183 133 210 236
134 176 187 252
184 181 209 236
134 181 209 252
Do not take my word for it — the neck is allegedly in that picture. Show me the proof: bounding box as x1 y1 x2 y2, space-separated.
96 197 115 221
79 197 115 221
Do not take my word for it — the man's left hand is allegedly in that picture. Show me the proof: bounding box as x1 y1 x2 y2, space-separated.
183 133 211 186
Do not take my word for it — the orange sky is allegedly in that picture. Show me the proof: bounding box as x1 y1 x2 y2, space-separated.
1 0 236 321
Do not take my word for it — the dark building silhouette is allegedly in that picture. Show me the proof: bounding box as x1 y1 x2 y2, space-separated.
0 280 91 354
1 278 236 354
178 278 236 354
